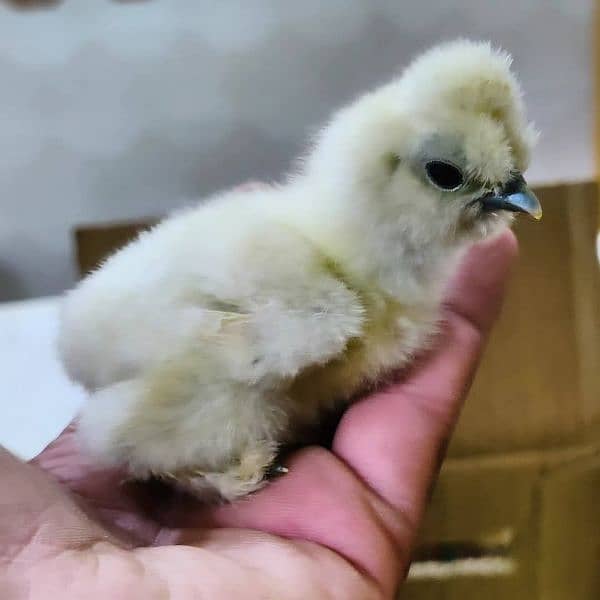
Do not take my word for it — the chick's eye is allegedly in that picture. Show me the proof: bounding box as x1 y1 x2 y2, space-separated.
424 160 465 192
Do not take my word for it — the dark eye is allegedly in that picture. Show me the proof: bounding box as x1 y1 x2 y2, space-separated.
424 160 465 192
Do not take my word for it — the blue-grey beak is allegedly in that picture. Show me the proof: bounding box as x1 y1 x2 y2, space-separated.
478 173 542 220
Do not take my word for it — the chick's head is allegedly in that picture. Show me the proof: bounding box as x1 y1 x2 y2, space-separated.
307 39 540 242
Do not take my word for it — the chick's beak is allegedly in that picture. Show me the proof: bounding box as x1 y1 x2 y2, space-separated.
478 173 542 220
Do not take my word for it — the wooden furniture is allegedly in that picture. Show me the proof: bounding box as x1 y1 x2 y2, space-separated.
73 181 600 599
452 181 600 456
405 181 600 598
74 220 158 276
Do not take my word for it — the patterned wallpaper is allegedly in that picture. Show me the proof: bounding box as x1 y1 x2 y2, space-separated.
0 0 593 299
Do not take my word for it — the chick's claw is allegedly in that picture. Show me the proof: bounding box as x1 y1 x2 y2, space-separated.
269 463 289 476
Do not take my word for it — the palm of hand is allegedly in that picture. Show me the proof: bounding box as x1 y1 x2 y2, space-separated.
1 231 516 600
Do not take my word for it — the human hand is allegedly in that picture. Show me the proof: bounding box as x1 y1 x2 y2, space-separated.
1 230 517 599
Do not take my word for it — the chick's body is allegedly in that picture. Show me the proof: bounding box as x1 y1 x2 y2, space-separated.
60 40 538 501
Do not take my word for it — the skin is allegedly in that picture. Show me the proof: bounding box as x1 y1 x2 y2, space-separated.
0 229 517 600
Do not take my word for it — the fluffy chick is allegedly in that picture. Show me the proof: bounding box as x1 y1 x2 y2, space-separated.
59 40 540 502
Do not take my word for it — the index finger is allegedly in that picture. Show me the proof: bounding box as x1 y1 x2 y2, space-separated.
333 229 518 530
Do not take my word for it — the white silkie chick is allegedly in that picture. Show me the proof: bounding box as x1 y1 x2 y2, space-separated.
59 40 542 502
